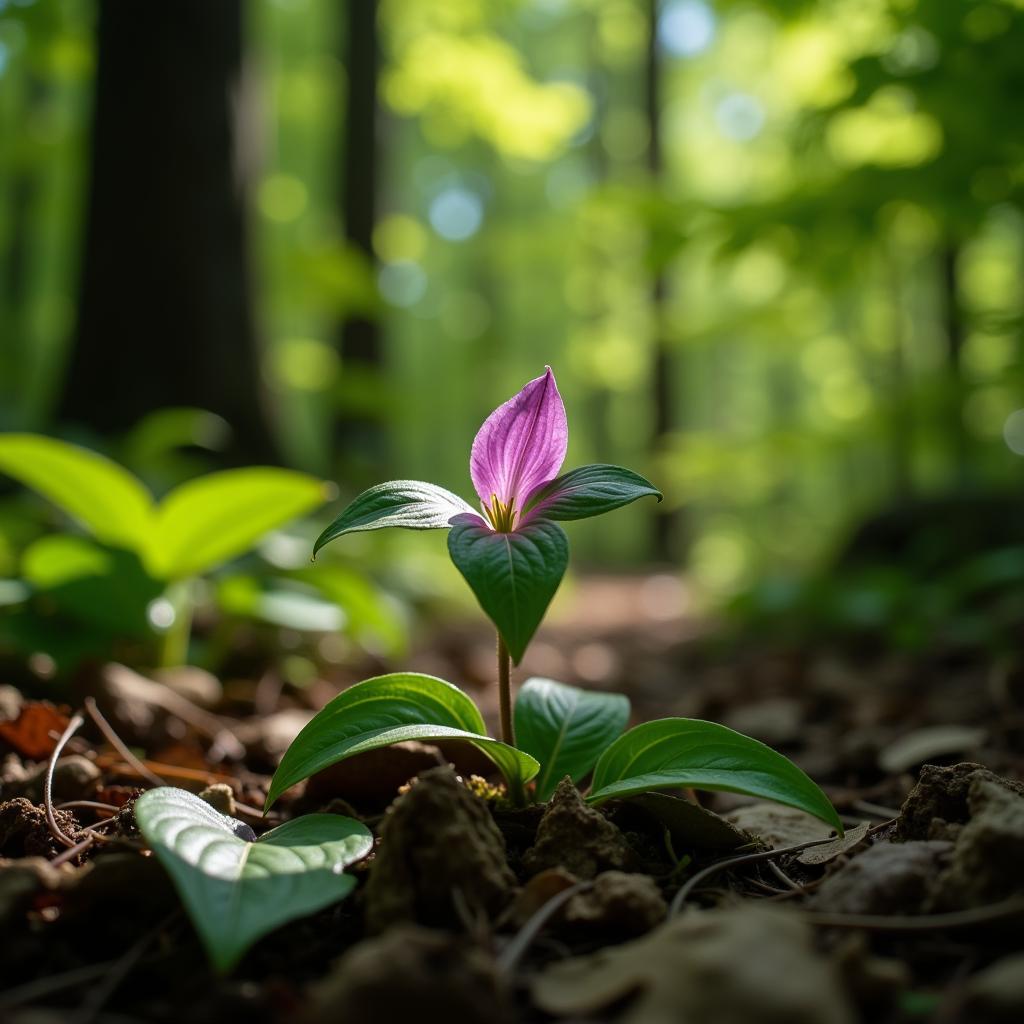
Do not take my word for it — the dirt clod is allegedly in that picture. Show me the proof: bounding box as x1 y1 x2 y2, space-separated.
523 777 639 879
813 840 953 915
896 763 1024 842
563 870 666 936
0 798 83 859
198 782 236 816
533 905 856 1024
305 925 509 1024
3 755 101 805
363 766 515 932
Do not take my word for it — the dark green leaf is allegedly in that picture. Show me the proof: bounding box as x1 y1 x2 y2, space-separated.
620 792 751 852
266 672 538 809
525 464 662 522
313 480 476 556
588 718 842 834
447 515 568 664
135 787 372 973
514 677 630 800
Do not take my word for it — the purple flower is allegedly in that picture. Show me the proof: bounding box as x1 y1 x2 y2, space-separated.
470 367 567 533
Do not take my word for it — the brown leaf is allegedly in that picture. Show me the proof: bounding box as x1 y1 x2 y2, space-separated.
0 702 71 760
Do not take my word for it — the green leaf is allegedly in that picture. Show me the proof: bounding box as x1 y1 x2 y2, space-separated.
514 677 630 800
313 480 476 555
447 515 568 664
135 787 372 973
266 673 538 809
525 464 662 522
588 718 842 834
148 468 328 580
0 433 153 551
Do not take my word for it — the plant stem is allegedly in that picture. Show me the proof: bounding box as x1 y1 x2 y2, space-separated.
497 633 514 746
158 580 193 668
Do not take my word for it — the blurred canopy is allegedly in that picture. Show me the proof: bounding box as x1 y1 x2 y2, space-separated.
2 0 1024 597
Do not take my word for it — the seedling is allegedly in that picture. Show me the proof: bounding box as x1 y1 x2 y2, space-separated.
269 368 842 828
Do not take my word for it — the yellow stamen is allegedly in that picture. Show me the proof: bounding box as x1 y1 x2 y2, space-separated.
485 494 518 532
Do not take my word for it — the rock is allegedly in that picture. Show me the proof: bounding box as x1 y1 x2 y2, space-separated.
960 954 1024 1023
0 798 83 859
364 767 515 932
813 841 953 916
152 665 223 708
929 777 1024 910
532 905 856 1024
234 709 314 765
563 870 666 936
505 867 578 927
523 777 639 879
896 763 1024 842
198 782 236 817
305 925 509 1024
4 755 101 804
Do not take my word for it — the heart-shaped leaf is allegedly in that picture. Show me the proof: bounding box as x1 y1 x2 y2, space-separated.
514 677 630 800
524 464 662 522
313 480 477 556
266 673 538 809
135 787 372 972
148 468 328 580
588 718 842 834
0 433 153 551
447 514 568 664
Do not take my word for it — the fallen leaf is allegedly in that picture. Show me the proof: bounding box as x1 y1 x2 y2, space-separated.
0 702 70 760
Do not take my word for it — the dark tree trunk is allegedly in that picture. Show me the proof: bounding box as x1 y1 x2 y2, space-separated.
61 0 277 463
335 0 383 476
940 243 969 485
645 0 681 561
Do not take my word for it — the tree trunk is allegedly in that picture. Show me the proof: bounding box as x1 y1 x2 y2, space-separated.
335 0 384 477
645 0 681 561
940 243 969 485
61 0 277 463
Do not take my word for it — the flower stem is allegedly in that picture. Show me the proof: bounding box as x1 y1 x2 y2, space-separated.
497 633 514 747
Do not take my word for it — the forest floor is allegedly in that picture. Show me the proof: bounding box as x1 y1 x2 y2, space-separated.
1 573 1023 1023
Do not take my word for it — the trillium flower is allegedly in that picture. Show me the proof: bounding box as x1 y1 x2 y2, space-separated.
313 367 661 664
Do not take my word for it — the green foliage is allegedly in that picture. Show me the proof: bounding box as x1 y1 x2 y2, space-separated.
447 515 568 664
135 787 371 973
514 676 630 800
525 465 662 522
588 718 843 834
313 480 475 555
265 672 539 809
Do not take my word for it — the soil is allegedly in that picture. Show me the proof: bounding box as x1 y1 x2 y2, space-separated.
1 574 1023 1023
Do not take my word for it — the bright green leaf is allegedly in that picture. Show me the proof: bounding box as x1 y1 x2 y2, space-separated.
135 787 372 973
266 672 538 809
313 480 476 556
0 433 153 551
588 718 842 834
525 464 662 522
148 468 328 580
447 514 568 664
514 677 630 800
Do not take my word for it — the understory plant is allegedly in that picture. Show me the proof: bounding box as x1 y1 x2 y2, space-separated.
130 367 842 972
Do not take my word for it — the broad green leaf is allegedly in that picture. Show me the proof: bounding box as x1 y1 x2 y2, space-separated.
514 677 630 800
588 718 842 834
266 673 538 809
148 468 328 580
525 464 662 522
447 514 568 664
0 433 153 551
135 787 372 973
313 480 476 555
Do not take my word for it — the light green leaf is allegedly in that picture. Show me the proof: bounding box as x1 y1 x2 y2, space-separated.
447 514 568 664
148 468 328 580
588 718 842 834
0 433 153 551
525 464 662 522
135 787 372 973
266 673 538 809
313 480 476 556
514 677 630 800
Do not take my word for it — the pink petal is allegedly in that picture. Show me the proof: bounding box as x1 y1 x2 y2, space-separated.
470 367 568 515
